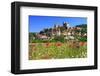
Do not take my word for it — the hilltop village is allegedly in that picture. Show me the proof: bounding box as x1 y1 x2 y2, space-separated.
29 22 87 43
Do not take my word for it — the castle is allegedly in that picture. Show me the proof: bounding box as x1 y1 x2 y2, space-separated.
51 22 80 37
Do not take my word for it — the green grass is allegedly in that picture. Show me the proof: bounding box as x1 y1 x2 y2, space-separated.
29 42 87 60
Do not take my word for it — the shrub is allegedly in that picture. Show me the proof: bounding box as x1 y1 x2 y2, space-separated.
32 39 50 43
53 35 65 43
78 37 87 42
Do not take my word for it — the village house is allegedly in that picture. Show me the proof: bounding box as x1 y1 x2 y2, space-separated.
36 34 49 40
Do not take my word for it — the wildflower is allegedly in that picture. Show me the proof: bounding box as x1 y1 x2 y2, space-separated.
45 42 51 47
55 42 62 47
79 42 84 46
33 48 37 51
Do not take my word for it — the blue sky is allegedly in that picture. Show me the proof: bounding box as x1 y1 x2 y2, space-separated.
29 15 87 32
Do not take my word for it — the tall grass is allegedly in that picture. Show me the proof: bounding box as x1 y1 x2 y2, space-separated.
29 42 87 60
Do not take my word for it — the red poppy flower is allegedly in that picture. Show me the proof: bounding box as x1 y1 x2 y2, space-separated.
45 43 50 47
55 43 62 47
79 42 84 46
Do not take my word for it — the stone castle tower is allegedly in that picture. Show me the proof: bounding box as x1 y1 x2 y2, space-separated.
51 22 70 36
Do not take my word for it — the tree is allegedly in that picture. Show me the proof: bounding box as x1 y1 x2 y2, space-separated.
76 24 87 28
75 24 87 35
44 28 49 33
48 28 52 32
39 31 44 34
63 22 68 29
29 33 36 43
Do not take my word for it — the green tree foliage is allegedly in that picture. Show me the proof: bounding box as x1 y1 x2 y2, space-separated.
39 31 44 34
44 28 49 33
76 24 87 35
63 22 68 29
78 37 87 42
54 35 65 43
29 33 36 43
76 24 87 28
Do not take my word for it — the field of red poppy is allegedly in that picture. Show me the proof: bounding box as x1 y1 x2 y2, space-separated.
29 42 87 60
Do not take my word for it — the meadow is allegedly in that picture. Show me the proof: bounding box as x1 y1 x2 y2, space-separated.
29 41 87 60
